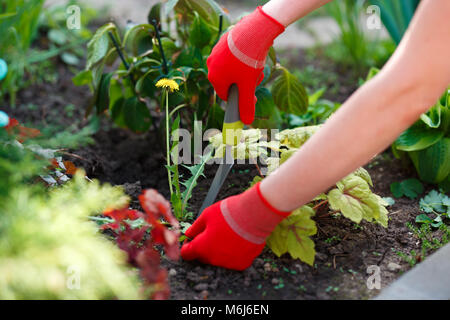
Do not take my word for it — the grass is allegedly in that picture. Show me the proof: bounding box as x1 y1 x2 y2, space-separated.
396 222 450 267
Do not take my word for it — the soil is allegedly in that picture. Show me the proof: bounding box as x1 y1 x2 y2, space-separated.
3 43 442 301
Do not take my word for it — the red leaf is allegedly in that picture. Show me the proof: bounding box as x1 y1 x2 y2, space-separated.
139 189 179 228
63 160 78 175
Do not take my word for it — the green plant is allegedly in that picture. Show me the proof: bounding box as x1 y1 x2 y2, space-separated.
75 0 308 135
287 88 341 127
392 89 450 190
397 222 449 266
369 0 420 45
325 0 388 71
0 0 44 104
209 126 389 266
0 123 145 299
416 190 450 228
390 178 424 199
159 78 213 220
38 0 96 67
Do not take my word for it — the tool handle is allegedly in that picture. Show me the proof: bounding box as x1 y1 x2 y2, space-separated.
222 84 244 146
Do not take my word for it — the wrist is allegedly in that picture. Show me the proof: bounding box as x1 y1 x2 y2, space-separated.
221 182 290 244
228 6 285 69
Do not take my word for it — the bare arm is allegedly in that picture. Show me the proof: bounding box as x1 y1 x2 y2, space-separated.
263 0 333 26
261 0 450 212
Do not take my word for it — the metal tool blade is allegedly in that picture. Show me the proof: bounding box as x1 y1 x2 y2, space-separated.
197 85 240 217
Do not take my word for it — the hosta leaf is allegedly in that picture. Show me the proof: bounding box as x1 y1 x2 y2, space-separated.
420 103 441 128
267 206 317 265
395 121 443 152
408 138 450 184
123 97 152 133
271 68 308 115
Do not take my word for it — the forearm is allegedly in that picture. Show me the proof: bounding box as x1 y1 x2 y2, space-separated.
263 0 333 26
261 72 427 211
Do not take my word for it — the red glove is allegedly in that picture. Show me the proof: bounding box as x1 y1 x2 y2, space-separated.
207 7 285 125
181 182 290 271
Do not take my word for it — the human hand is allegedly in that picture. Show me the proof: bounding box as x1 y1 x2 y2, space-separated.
181 182 290 270
206 7 285 125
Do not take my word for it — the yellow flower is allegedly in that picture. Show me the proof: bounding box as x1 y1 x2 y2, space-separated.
155 78 179 92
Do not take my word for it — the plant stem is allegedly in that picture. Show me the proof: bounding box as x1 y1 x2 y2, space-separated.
169 103 188 118
165 90 173 195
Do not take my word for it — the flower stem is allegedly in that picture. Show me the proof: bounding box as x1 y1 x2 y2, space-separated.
165 90 173 195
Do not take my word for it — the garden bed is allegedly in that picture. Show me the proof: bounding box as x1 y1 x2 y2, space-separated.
5 56 435 300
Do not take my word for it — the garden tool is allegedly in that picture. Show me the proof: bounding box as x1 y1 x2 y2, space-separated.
197 84 244 217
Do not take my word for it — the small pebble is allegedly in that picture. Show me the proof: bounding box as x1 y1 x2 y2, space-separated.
271 278 279 285
194 283 208 291
387 262 401 272
169 268 177 277
200 290 208 299
263 263 272 272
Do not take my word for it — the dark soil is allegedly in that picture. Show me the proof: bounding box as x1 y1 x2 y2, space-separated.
4 45 444 301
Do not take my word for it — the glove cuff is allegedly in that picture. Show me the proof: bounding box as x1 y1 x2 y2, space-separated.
228 6 285 69
220 182 291 244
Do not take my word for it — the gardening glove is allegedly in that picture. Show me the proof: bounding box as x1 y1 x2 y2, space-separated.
207 6 285 125
181 182 291 271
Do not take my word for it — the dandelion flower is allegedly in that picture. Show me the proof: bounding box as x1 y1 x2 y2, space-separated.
155 78 179 92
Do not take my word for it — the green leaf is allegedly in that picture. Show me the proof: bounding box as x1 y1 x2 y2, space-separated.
95 73 113 114
110 97 127 128
382 197 395 206
135 70 158 98
189 13 212 49
72 70 93 86
153 37 180 61
148 3 162 24
267 206 317 266
86 23 117 70
165 0 180 14
415 214 433 224
48 29 68 45
419 190 447 213
395 121 444 152
420 103 441 128
390 178 424 199
124 24 155 56
61 52 80 66
252 87 282 129
328 175 388 226
271 67 308 115
123 97 152 133
174 0 231 32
